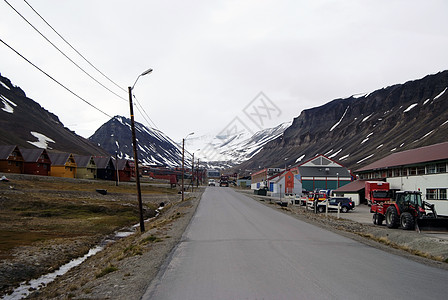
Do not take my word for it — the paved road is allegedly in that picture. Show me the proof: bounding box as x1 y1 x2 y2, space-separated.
143 187 448 300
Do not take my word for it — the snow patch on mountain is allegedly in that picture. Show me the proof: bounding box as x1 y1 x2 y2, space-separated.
27 131 55 149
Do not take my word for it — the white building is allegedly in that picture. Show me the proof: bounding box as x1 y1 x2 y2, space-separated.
355 142 448 216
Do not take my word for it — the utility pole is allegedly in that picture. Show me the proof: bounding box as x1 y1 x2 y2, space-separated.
191 153 194 192
181 138 185 201
129 86 145 232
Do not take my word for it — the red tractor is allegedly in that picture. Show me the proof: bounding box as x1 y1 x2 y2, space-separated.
371 191 448 231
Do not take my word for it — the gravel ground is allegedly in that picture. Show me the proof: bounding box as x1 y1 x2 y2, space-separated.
4 187 448 299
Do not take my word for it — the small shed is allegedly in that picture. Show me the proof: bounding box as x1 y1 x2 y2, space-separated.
332 179 368 206
74 155 97 180
21 148 51 176
48 152 77 178
0 145 24 174
269 170 302 197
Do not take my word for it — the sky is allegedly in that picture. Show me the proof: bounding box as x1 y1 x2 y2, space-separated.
1 0 448 153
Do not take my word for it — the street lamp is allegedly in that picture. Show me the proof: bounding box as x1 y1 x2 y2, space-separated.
182 132 194 201
129 68 153 233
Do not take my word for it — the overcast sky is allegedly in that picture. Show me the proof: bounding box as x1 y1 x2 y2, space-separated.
1 0 448 148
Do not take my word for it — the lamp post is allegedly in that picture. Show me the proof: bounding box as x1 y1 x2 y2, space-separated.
182 132 194 201
129 68 153 233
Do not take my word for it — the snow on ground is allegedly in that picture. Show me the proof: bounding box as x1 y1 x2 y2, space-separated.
295 154 305 163
330 106 349 131
328 149 342 159
339 154 349 161
0 81 10 89
27 132 55 149
421 130 434 139
1 94 16 113
376 144 383 149
361 114 372 123
434 87 447 100
403 103 418 113
361 132 373 144
423 98 431 105
442 120 448 126
356 154 374 164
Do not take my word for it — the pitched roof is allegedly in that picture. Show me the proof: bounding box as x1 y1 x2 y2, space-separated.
48 152 73 166
355 141 448 172
94 156 114 169
298 166 351 177
21 148 49 163
73 155 95 168
0 145 17 159
333 179 368 193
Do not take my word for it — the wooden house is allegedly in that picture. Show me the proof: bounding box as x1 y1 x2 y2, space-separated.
0 145 24 174
74 155 97 180
21 148 51 176
48 152 77 178
114 159 132 182
94 156 115 181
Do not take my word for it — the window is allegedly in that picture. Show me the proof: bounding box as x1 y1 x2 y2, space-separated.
417 166 425 175
427 165 436 174
436 163 446 173
427 189 447 200
408 167 417 175
427 189 437 200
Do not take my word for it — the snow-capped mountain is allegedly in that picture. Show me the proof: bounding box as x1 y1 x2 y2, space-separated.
89 116 190 168
186 122 291 169
0 73 108 155
237 70 448 173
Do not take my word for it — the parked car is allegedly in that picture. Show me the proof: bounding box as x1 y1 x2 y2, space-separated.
316 197 355 213
208 179 216 186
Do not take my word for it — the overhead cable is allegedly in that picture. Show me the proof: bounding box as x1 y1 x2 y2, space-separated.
22 0 127 94
4 0 127 102
0 37 113 118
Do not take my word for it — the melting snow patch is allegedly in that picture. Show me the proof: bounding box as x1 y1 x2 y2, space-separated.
330 106 349 131
361 114 372 123
423 98 431 105
295 154 305 163
356 154 374 164
376 144 383 149
434 87 447 100
339 154 349 160
0 81 10 89
324 149 333 156
403 103 418 113
27 132 55 149
421 130 434 139
391 148 397 152
442 120 448 126
1 94 16 113
328 149 342 159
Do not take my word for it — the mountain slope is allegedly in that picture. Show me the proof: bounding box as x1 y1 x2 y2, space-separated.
0 73 108 155
236 71 448 172
89 116 186 167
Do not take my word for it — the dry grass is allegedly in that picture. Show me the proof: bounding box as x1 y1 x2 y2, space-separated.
0 176 176 259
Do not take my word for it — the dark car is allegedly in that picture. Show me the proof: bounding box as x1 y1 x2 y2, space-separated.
317 197 355 213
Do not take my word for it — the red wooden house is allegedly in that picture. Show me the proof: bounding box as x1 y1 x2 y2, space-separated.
21 148 51 176
0 145 24 174
113 159 132 182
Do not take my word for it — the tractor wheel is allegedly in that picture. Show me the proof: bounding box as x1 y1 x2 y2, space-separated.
400 212 415 230
386 206 399 228
377 214 384 225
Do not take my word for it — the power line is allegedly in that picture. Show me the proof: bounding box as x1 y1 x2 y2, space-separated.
4 0 127 102
0 37 113 119
22 0 127 94
133 95 160 130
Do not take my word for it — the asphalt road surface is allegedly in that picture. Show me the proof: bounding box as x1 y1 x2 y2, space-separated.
143 187 448 300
